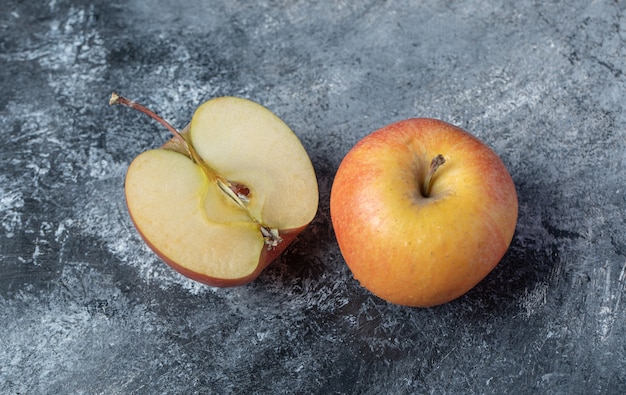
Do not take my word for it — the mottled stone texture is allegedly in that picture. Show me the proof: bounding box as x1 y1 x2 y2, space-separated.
1 1 625 393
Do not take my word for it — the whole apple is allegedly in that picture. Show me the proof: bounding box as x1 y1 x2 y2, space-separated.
110 93 319 287
330 118 518 307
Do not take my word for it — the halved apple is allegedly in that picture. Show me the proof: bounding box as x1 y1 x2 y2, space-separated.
111 94 319 287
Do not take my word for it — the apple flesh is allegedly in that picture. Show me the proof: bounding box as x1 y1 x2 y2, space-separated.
330 118 518 307
114 94 318 287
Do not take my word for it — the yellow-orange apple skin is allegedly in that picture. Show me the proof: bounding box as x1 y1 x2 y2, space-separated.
330 118 518 307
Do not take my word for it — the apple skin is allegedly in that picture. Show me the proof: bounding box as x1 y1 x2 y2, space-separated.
330 118 518 307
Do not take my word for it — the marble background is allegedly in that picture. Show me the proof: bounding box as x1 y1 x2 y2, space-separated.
1 0 625 393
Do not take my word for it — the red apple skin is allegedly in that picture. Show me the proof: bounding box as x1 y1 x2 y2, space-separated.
330 118 518 307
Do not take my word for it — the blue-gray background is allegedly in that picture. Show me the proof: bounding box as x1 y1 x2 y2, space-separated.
1 1 625 393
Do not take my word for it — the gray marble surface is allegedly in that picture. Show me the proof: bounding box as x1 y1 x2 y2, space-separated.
1 1 625 393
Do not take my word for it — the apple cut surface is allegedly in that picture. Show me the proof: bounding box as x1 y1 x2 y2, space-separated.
124 96 318 286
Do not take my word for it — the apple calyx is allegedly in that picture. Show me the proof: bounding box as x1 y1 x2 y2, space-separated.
109 92 283 249
422 154 445 198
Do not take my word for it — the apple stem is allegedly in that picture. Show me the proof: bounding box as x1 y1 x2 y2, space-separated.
109 92 186 143
422 154 445 197
109 92 283 249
